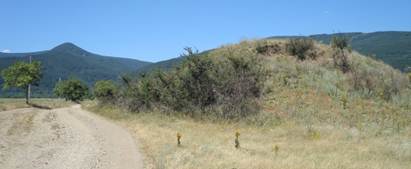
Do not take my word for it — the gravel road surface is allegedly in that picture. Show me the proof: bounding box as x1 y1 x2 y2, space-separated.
0 105 143 169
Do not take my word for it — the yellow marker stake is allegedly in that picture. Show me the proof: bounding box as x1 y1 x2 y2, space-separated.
273 145 279 156
177 132 182 146
235 131 240 149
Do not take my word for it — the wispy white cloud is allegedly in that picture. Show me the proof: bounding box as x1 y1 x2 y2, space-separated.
323 10 330 14
1 49 11 53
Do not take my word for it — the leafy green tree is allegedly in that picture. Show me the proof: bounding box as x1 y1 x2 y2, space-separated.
94 80 117 103
54 78 89 102
1 61 42 104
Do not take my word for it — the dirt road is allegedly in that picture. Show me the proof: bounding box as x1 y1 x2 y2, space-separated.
0 105 143 169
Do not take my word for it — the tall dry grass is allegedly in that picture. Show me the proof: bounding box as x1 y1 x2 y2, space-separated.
83 101 411 169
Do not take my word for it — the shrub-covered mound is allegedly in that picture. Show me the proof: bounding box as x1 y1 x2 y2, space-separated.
98 38 410 133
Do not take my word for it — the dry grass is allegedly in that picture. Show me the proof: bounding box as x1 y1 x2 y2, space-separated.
0 98 73 111
83 101 411 169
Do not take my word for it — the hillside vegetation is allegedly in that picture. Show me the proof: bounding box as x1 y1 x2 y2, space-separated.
86 38 411 169
269 31 411 71
108 38 410 130
139 31 411 74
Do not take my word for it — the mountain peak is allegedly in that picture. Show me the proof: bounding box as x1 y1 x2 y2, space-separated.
51 42 90 56
52 42 81 50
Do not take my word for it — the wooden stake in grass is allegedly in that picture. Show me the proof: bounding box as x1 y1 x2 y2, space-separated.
177 132 182 146
273 145 279 156
235 131 240 149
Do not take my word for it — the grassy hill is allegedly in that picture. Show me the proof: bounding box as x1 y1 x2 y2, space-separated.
0 43 151 97
85 38 411 169
134 31 411 74
268 31 411 71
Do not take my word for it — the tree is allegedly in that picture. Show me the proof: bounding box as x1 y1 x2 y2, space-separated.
1 61 42 104
54 78 89 102
94 80 117 103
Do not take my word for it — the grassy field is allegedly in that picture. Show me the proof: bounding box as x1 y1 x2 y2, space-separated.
83 101 411 169
0 98 73 111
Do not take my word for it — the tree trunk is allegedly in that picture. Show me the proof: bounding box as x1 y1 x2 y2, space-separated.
26 85 30 104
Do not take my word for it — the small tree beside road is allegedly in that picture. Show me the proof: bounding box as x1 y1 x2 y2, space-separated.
1 61 42 104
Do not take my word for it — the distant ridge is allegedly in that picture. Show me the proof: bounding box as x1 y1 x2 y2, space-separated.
0 42 151 97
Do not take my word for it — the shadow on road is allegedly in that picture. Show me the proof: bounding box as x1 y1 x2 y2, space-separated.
28 103 52 110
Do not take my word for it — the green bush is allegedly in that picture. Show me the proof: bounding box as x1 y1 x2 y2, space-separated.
331 36 350 50
94 80 117 103
119 48 266 119
331 36 351 73
216 55 265 118
285 38 316 60
125 73 163 111
256 42 281 55
54 78 89 102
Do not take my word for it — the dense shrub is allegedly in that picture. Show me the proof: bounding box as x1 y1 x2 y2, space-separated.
381 71 409 101
54 78 89 102
256 42 281 55
331 36 351 73
180 55 217 109
216 55 266 118
349 62 388 99
285 38 317 60
119 48 266 119
348 56 409 101
331 36 349 50
94 80 117 103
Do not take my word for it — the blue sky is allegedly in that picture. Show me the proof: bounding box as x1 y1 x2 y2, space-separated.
1 0 410 62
